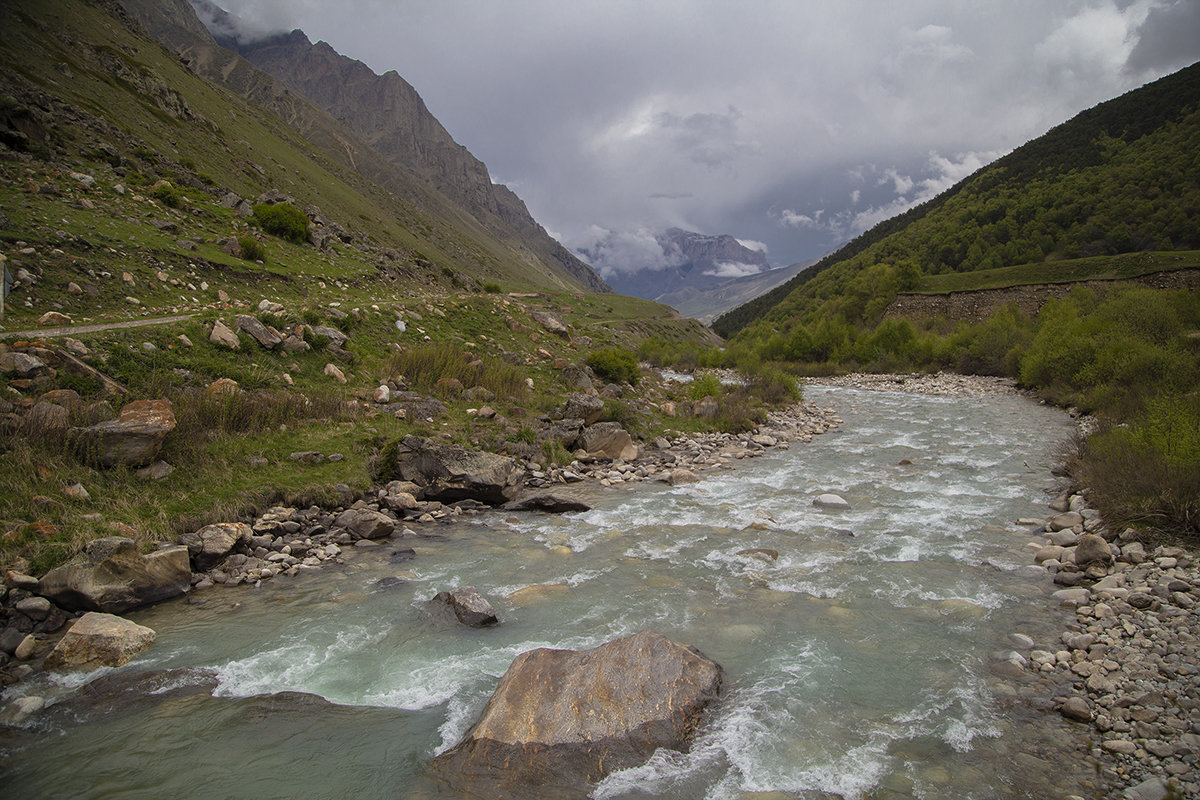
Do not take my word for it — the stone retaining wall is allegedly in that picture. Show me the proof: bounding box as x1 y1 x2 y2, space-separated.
884 268 1200 324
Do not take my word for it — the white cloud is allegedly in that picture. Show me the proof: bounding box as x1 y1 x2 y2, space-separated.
704 261 765 279
566 226 686 278
778 209 824 229
736 238 768 253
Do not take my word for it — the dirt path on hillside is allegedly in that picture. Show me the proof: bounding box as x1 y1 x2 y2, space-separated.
0 314 194 340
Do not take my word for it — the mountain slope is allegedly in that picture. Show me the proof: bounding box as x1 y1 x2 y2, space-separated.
714 61 1200 338
113 0 607 293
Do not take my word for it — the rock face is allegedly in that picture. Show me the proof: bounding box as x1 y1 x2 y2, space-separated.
43 612 156 671
70 399 176 467
434 630 722 798
387 435 523 504
37 537 191 613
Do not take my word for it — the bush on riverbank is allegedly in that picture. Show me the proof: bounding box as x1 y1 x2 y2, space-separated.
1069 393 1200 541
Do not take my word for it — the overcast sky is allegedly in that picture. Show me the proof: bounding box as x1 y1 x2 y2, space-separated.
211 0 1199 275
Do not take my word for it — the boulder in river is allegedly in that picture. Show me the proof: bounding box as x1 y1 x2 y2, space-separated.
432 586 499 627
37 537 191 613
43 612 156 671
813 493 851 510
502 493 590 513
433 630 722 798
387 435 523 505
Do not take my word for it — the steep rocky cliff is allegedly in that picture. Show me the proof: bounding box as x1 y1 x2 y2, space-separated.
222 25 609 293
116 0 608 293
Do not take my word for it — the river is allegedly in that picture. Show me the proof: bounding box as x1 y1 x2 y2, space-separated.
1 386 1094 799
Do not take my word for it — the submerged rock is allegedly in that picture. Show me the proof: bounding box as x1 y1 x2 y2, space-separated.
502 494 590 513
813 493 851 510
433 630 722 798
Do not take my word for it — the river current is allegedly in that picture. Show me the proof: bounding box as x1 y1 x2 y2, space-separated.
2 386 1094 798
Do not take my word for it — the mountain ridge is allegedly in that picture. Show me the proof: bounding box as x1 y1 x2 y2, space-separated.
115 0 608 293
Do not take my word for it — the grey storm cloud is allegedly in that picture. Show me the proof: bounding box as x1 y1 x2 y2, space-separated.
213 0 1200 270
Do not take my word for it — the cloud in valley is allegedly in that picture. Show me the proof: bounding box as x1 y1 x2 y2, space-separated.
211 0 1200 269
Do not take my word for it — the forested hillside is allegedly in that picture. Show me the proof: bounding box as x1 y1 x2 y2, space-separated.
714 61 1200 339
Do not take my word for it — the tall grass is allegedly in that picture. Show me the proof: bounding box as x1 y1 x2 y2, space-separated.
383 345 529 399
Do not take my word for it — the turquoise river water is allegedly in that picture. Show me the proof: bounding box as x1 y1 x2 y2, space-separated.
1 386 1097 799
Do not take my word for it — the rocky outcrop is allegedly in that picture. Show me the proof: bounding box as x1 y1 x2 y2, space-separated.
434 630 722 798
37 537 191 613
69 398 176 467
386 435 523 505
42 612 156 671
178 522 250 571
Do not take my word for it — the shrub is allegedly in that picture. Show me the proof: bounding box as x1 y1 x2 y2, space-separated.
384 344 528 399
482 282 502 293
252 202 310 244
688 373 723 401
1072 392 1200 541
238 236 266 262
151 181 183 208
586 347 640 386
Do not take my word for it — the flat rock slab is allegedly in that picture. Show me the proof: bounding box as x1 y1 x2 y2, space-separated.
433 630 722 799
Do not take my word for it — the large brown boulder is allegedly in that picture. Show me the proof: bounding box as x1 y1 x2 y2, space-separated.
387 435 523 505
332 507 397 540
433 630 722 798
37 537 191 613
70 398 176 467
577 422 638 461
43 612 156 671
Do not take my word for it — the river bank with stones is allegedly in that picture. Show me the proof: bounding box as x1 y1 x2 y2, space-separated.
0 395 842 694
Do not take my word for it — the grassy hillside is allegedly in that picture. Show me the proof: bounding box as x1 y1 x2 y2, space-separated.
0 0 603 296
714 61 1200 338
